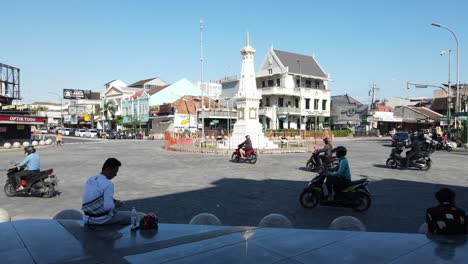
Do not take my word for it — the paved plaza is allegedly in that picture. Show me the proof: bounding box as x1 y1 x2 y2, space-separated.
1 138 467 233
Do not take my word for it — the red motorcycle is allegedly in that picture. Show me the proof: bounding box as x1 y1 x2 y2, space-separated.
306 149 338 171
231 148 257 164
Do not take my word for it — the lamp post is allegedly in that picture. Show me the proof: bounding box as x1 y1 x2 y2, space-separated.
407 82 450 128
441 49 452 129
431 23 460 113
48 92 63 128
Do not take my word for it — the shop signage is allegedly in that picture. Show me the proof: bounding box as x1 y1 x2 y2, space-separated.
0 115 45 123
63 89 85 99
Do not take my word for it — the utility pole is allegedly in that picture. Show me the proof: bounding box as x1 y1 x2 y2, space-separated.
200 18 205 142
369 82 379 134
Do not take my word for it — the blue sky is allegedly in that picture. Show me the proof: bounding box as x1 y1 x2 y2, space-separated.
1 0 467 104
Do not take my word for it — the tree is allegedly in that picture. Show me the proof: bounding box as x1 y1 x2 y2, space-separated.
30 106 49 115
103 100 116 129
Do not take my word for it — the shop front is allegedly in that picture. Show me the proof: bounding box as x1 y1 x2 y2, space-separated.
0 115 46 143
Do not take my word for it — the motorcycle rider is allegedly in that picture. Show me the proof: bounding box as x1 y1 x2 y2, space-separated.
315 138 333 167
405 132 424 167
238 135 253 159
13 146 41 192
325 146 351 201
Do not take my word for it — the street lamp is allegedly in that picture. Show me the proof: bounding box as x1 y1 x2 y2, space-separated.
431 23 460 113
48 92 63 128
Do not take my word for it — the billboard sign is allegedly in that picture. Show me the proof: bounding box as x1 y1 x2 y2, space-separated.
63 89 85 99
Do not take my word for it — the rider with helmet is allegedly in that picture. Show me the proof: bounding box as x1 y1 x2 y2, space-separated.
325 146 351 201
405 132 424 167
316 138 333 167
238 135 253 159
13 146 41 192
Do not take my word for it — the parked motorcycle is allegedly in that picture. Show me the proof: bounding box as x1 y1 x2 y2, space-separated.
385 146 432 171
299 172 371 212
435 140 453 152
4 164 58 198
231 148 257 164
306 149 338 171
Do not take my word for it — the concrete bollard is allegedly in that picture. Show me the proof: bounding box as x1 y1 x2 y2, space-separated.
39 140 45 146
418 223 428 234
45 139 53 145
22 142 30 147
31 141 39 146
3 142 11 149
12 142 21 148
189 213 222 226
258 213 293 228
53 209 83 220
0 208 11 223
329 216 366 232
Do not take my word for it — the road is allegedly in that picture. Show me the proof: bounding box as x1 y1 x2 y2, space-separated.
0 138 466 233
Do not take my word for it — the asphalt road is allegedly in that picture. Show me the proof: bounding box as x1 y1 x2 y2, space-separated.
0 138 466 233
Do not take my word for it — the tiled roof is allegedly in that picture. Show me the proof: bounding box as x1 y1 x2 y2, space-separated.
128 78 159 87
408 107 443 119
148 84 171 96
273 49 328 78
129 89 146 100
172 96 221 115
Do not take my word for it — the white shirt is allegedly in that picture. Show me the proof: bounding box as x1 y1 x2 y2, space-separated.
82 173 115 224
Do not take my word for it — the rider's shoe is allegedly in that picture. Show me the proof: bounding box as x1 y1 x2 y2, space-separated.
16 186 24 192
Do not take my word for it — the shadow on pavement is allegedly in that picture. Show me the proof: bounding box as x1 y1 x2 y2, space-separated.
119 177 468 234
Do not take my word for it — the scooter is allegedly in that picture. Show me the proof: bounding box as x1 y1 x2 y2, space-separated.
306 149 338 171
435 140 453 152
386 146 432 171
4 164 58 198
231 148 257 164
299 172 371 212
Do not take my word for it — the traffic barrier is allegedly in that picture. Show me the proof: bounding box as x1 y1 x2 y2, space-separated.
3 143 11 149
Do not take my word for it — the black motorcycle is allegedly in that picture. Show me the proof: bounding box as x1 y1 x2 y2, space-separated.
385 146 432 171
4 166 58 198
299 172 371 212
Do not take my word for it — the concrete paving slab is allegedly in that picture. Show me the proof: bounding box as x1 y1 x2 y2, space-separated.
0 248 36 264
0 222 24 253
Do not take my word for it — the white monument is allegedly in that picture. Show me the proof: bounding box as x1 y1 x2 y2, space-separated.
226 33 277 149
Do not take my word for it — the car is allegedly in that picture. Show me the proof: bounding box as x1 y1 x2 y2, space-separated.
87 129 99 138
75 129 86 137
391 132 411 147
61 128 71 136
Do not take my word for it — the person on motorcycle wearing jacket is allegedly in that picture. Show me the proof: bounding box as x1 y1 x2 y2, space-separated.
405 132 424 167
316 138 333 167
325 146 351 201
238 135 253 159
13 146 41 192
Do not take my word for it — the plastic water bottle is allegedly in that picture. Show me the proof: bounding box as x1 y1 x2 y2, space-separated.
131 207 137 229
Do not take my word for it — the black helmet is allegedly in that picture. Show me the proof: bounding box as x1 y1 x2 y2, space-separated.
245 135 250 139
24 146 36 155
333 146 347 158
323 138 330 144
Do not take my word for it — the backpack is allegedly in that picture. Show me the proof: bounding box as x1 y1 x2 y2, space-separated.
139 213 159 230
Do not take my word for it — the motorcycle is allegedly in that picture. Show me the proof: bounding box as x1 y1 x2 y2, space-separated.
385 146 432 171
4 164 58 198
299 172 371 212
231 148 257 164
435 140 453 152
306 149 338 171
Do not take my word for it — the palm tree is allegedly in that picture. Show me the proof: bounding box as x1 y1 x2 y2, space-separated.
103 100 116 129
30 106 49 115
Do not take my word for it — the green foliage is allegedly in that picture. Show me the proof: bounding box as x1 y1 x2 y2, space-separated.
29 106 49 115
333 129 353 137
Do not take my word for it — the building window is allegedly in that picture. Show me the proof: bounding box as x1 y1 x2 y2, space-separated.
296 79 300 87
266 97 270 107
268 68 273 75
262 80 265 87
295 98 299 108
306 80 312 88
278 98 284 107
315 82 320 89
267 79 274 86
305 99 310 109
322 100 327 110
314 99 319 110
259 100 263 107
276 79 280 86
